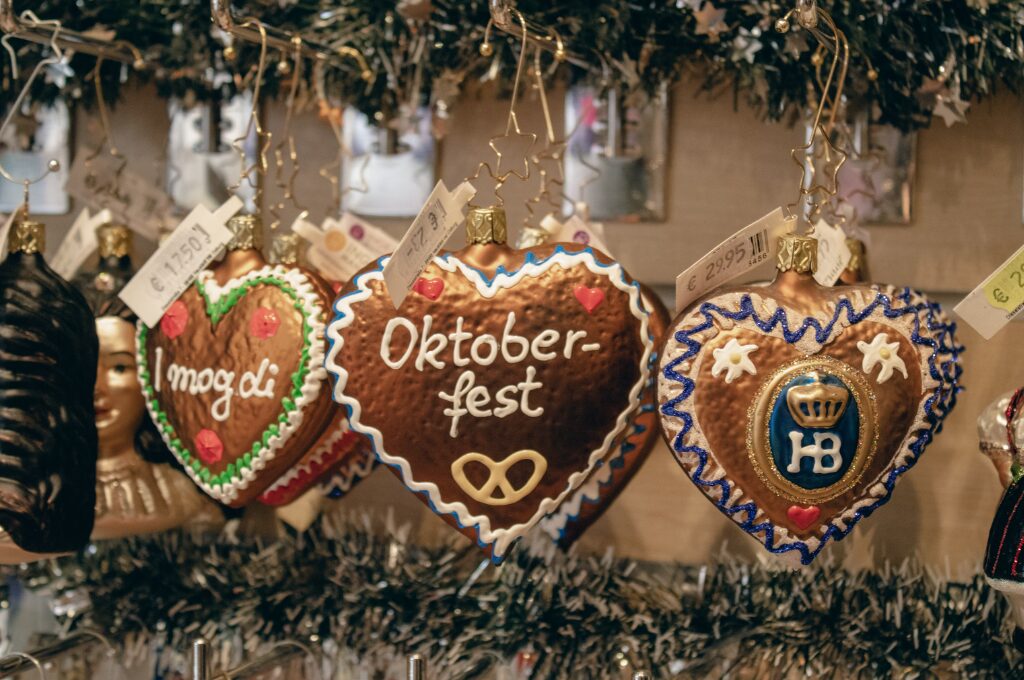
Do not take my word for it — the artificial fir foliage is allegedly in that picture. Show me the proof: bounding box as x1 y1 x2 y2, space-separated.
9 515 1023 678
1 1 1021 131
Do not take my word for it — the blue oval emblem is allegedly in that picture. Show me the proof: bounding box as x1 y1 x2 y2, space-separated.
768 371 859 490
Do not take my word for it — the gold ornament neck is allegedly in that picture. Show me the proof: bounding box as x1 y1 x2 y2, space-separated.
776 233 818 274
845 237 865 274
466 207 508 246
9 219 45 255
225 214 264 252
269 234 301 265
97 223 132 259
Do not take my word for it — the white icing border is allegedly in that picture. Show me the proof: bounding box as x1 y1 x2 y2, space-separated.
657 287 941 558
320 447 378 497
263 419 352 494
325 248 653 560
137 264 328 505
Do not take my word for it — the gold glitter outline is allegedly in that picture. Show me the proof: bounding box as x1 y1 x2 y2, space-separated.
746 355 878 505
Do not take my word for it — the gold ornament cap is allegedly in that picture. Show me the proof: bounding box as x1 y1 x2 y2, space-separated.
776 233 818 274
97 223 132 258
269 233 301 265
225 214 263 251
8 219 45 255
845 237 865 273
466 206 508 246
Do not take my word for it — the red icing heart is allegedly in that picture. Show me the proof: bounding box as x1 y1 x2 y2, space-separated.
160 300 189 339
787 505 821 531
194 429 224 465
249 307 281 340
574 286 605 313
413 277 445 301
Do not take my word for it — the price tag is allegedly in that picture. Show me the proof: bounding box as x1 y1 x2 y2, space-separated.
65 151 173 241
119 197 241 327
0 212 12 260
49 207 113 280
954 242 1024 340
674 207 794 314
811 219 852 287
294 212 398 283
541 213 612 255
382 180 476 309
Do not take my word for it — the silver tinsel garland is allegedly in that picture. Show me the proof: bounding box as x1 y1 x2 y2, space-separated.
4 514 1023 679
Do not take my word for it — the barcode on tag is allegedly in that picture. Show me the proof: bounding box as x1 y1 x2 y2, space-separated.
382 180 476 309
811 219 852 287
119 197 241 327
674 207 794 313
50 207 113 280
955 242 1024 340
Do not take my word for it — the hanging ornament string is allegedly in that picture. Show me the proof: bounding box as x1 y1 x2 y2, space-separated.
776 3 848 225
0 13 66 215
523 41 567 230
228 19 272 213
312 60 363 208
470 10 537 207
269 35 305 232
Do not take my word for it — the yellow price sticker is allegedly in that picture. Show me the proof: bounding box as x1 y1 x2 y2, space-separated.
984 248 1024 314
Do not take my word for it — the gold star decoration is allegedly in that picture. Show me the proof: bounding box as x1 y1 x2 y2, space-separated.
527 139 567 214
490 111 537 183
694 1 727 40
791 123 847 214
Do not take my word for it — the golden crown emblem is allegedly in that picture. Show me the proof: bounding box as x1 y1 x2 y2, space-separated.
786 372 849 429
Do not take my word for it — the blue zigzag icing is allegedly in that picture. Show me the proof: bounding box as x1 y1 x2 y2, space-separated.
659 286 962 565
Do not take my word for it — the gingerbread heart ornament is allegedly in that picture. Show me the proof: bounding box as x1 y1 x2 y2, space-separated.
658 233 960 564
137 216 336 507
539 287 671 547
326 207 654 562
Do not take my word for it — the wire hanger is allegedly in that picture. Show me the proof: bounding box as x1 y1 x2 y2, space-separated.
211 0 372 83
0 13 65 216
227 18 273 214
268 35 305 232
468 8 537 208
311 59 369 210
776 0 849 226
0 0 144 67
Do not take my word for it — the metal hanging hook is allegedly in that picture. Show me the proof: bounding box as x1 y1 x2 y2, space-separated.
0 12 66 214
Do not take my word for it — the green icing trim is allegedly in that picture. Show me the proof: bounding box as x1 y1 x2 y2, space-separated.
136 271 322 494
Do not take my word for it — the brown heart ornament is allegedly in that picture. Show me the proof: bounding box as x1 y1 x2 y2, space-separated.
538 286 671 548
325 207 654 562
137 216 336 507
658 233 961 564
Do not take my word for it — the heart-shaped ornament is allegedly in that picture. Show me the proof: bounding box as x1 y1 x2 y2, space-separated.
539 287 671 547
326 206 654 562
259 420 364 507
137 216 336 507
658 233 961 564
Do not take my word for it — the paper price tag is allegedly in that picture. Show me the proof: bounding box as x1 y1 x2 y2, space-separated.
954 242 1024 340
674 207 794 314
295 212 398 283
0 213 12 260
119 197 241 327
812 219 852 287
542 213 612 255
66 151 173 241
383 180 476 308
50 208 113 280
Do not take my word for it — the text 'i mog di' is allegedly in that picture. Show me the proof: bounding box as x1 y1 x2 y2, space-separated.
380 312 602 437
